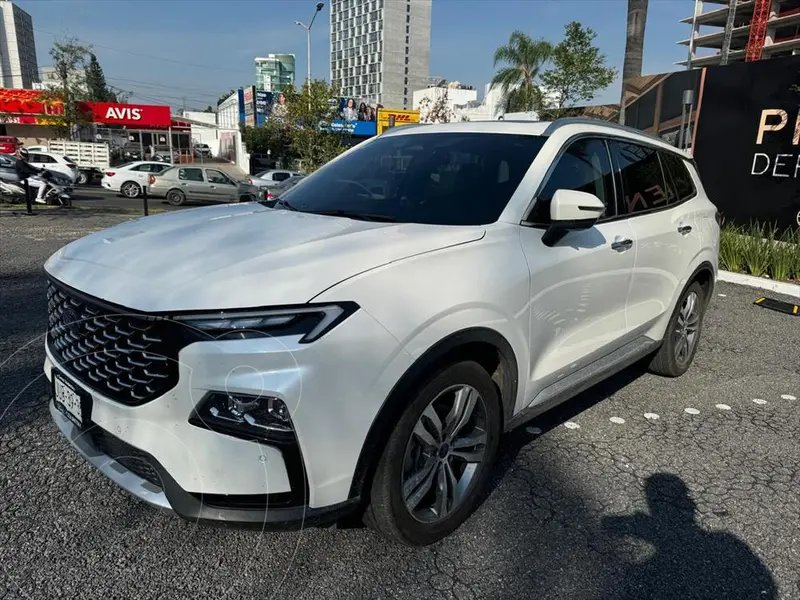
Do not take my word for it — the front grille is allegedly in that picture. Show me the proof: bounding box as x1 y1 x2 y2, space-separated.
90 427 162 489
47 279 193 406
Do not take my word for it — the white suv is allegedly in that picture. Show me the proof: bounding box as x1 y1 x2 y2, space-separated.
43 119 719 546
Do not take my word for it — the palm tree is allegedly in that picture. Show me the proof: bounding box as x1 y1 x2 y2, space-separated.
491 31 553 114
619 0 649 124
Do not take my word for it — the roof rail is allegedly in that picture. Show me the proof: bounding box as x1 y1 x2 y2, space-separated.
543 117 671 146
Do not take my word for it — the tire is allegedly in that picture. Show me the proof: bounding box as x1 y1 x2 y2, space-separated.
239 194 255 203
364 361 502 546
120 181 141 198
648 281 706 377
77 171 90 185
166 189 186 206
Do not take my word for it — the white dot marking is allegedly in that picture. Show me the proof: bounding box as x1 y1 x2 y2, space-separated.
684 408 700 415
781 394 796 400
610 417 625 424
752 398 768 405
525 426 542 435
715 404 731 411
564 422 580 430
644 412 660 420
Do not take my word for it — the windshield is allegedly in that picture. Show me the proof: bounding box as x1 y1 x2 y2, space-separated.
278 132 546 225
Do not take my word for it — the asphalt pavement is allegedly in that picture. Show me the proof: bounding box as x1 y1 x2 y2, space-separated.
1 211 799 599
70 185 187 212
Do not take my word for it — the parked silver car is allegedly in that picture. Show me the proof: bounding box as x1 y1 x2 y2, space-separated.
148 166 261 206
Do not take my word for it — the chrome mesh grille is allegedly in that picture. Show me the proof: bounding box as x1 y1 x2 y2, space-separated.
47 280 190 406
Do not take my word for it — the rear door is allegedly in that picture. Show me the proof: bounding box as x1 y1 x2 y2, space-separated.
204 168 239 202
610 141 701 336
520 136 637 394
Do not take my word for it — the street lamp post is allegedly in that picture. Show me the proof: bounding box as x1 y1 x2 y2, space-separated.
295 2 325 107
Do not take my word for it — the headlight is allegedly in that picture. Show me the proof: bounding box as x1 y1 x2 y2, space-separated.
189 391 295 444
173 302 358 343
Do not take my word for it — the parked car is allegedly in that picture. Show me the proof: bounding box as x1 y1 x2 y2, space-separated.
263 174 305 205
253 169 304 189
43 118 719 546
193 143 212 158
121 143 143 161
148 165 261 205
27 151 80 183
0 136 21 155
100 161 174 198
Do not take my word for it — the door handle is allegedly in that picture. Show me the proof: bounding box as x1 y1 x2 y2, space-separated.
611 238 633 251
678 225 692 235
180 183 188 186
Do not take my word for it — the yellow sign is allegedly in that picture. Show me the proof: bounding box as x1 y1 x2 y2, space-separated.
377 108 420 135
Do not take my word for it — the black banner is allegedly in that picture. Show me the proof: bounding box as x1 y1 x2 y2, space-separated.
693 56 800 230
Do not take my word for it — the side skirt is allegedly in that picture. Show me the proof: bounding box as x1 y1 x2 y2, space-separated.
506 336 661 431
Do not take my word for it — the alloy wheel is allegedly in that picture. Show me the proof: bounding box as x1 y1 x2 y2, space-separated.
401 384 488 524
121 183 140 198
673 291 700 365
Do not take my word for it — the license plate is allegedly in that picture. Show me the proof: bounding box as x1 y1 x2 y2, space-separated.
53 371 84 428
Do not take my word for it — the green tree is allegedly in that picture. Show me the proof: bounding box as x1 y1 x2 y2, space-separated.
282 80 347 172
85 53 117 102
490 31 553 113
217 89 237 106
203 105 215 113
242 119 294 162
38 38 94 139
540 22 617 119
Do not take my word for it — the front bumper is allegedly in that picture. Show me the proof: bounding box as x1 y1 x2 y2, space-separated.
45 301 414 525
49 402 358 528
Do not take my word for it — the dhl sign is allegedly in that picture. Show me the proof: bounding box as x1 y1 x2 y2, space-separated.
377 108 420 134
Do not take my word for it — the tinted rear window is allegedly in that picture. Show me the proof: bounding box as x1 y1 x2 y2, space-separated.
280 132 546 225
659 151 697 204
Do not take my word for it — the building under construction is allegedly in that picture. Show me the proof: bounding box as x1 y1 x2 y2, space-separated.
679 0 800 67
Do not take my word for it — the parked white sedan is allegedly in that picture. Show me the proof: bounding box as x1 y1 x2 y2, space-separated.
101 161 173 198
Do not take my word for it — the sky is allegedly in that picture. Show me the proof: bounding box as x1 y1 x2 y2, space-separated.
18 0 697 110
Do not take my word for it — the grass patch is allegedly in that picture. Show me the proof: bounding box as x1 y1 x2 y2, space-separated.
720 221 799 283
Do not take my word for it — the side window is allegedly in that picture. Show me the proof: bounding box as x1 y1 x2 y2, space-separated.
178 168 204 182
206 169 231 184
612 141 669 216
130 164 148 172
530 137 615 224
659 151 697 204
273 172 291 182
42 155 55 163
29 153 42 163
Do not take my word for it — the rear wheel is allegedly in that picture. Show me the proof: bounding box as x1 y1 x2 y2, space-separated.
120 181 141 198
648 281 706 377
364 361 502 546
77 171 90 185
166 189 185 206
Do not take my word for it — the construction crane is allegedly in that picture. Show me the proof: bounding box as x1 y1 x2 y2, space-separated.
746 0 772 61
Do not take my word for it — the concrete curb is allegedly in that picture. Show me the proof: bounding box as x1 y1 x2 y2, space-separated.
718 270 800 298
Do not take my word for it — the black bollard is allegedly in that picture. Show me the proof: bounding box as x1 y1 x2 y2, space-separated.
142 185 149 216
23 179 32 214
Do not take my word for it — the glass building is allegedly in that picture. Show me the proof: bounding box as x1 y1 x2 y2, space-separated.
255 54 296 92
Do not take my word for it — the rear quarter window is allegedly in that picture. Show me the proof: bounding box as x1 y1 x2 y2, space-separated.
659 151 697 204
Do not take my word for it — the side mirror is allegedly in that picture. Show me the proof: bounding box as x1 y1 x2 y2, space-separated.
542 189 605 247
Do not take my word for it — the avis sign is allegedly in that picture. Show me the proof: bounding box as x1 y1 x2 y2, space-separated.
87 102 172 127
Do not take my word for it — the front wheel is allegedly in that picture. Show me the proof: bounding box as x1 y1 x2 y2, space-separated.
364 361 502 546
648 281 706 377
77 171 90 185
166 189 186 206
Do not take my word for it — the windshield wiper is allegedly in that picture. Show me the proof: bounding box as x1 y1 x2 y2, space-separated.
271 197 298 211
310 210 396 222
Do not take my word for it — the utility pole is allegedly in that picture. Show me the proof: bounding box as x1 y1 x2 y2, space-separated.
295 2 325 109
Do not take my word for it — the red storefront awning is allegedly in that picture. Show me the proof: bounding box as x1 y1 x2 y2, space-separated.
0 88 179 129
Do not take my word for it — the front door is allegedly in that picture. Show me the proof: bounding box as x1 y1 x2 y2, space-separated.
204 168 238 202
519 137 636 401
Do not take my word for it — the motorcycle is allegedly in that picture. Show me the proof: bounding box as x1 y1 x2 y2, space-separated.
0 169 72 205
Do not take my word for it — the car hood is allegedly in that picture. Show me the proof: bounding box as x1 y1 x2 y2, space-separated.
44 203 485 312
